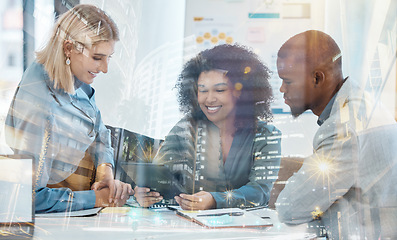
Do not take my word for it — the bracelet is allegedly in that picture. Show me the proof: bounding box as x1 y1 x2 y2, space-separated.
99 163 113 169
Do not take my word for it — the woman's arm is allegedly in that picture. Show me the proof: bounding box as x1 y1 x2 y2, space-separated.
5 83 100 213
210 124 282 209
89 95 133 203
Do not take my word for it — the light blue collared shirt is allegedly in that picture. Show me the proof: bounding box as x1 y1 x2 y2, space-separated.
5 62 114 213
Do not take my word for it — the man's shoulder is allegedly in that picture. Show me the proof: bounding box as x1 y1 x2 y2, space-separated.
331 78 395 129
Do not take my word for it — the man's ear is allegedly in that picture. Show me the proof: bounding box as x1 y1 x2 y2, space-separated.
63 40 73 56
313 70 325 86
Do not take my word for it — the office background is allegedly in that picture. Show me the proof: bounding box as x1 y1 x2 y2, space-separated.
0 0 395 158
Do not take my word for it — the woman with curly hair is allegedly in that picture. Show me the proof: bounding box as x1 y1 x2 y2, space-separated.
135 44 281 210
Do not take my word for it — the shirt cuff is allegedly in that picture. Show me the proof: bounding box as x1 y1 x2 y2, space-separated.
210 192 227 209
72 190 96 210
96 149 115 167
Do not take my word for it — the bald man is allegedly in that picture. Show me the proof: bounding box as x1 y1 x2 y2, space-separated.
275 30 397 239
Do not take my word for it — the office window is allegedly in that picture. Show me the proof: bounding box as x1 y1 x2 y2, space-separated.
7 53 15 67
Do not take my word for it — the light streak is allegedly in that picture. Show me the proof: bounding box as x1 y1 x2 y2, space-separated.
222 189 236 206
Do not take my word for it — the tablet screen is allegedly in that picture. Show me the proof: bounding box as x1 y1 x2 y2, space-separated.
122 162 185 199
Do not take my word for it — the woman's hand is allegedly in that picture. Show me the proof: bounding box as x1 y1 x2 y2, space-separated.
175 191 216 210
94 188 111 207
134 186 163 207
92 163 134 206
91 179 133 206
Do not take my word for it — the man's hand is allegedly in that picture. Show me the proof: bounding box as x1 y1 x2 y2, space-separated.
175 191 216 210
133 186 163 207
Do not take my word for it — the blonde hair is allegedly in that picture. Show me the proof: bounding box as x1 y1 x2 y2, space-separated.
36 4 119 94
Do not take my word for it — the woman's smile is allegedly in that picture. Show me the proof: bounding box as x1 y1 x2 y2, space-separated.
197 70 239 127
206 105 222 113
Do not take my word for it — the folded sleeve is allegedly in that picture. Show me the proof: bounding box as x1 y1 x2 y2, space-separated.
35 187 96 213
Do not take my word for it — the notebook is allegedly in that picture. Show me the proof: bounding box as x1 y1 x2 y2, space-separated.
0 154 35 239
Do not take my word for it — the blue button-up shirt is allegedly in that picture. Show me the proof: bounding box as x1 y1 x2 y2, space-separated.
5 62 114 213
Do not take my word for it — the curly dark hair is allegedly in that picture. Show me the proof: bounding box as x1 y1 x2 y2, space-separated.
176 44 273 129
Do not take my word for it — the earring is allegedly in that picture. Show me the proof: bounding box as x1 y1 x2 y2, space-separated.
66 57 71 65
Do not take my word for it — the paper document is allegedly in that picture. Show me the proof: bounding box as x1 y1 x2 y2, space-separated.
100 207 131 214
175 207 273 228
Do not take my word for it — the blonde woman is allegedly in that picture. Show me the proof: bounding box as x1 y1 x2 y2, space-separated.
5 4 133 213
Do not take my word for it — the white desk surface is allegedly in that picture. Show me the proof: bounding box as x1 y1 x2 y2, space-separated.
31 208 318 240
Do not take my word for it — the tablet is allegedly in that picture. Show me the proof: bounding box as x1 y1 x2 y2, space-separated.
123 162 185 199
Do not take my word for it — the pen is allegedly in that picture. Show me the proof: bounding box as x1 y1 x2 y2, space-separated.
245 206 267 211
196 211 244 217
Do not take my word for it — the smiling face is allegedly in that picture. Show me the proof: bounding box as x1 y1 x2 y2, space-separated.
68 40 115 85
197 70 240 128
